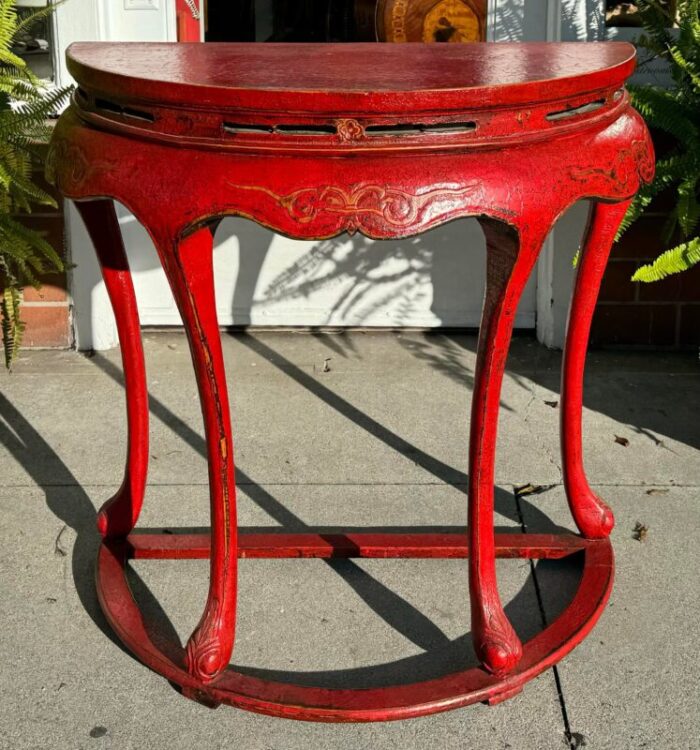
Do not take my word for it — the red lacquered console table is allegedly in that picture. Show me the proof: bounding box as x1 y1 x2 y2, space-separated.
48 42 653 721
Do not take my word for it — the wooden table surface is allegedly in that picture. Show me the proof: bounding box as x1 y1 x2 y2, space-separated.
66 41 636 113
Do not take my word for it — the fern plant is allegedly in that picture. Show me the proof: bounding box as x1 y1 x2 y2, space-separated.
621 0 700 282
0 0 70 368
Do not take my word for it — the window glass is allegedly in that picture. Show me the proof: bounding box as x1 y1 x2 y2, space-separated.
13 2 55 82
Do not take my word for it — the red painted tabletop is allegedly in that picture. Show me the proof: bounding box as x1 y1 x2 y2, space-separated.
67 42 636 115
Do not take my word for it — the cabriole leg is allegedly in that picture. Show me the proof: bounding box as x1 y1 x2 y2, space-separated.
469 218 548 676
561 199 632 539
76 200 149 539
156 224 238 684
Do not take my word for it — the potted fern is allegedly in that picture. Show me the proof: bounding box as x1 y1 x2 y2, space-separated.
0 0 70 369
621 0 700 282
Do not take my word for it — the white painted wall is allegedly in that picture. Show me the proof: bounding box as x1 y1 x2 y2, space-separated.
59 0 606 350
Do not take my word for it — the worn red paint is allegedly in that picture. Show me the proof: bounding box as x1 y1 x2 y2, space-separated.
126 531 590 560
49 41 653 720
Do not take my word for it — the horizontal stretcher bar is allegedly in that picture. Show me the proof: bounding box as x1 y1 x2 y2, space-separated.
124 532 591 561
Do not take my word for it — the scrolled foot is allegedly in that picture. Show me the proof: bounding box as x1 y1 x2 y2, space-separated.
573 486 615 539
96 487 138 539
475 612 523 677
185 599 231 684
96 506 110 538
185 625 228 684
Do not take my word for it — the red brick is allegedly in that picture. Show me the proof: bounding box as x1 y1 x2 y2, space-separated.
22 274 68 303
591 304 677 347
599 261 638 302
19 305 71 348
679 305 700 348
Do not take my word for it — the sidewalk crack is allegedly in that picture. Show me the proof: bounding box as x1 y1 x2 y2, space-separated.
514 488 579 750
520 385 563 482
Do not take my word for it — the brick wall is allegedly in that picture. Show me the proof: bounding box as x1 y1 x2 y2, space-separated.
18 153 72 349
592 215 700 348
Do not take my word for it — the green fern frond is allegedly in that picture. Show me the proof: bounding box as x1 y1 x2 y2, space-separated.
0 61 42 93
13 1 65 37
646 152 700 202
0 87 69 136
617 192 654 239
0 45 25 69
0 76 41 100
632 237 700 281
678 0 700 44
677 177 700 237
0 235 46 288
636 1 675 54
5 119 58 150
667 43 700 90
0 0 19 51
0 285 24 370
0 0 68 367
616 151 695 241
0 213 63 270
0 152 56 207
628 85 698 141
625 2 700 287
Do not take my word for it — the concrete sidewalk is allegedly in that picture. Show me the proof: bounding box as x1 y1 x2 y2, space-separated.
1 332 698 750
